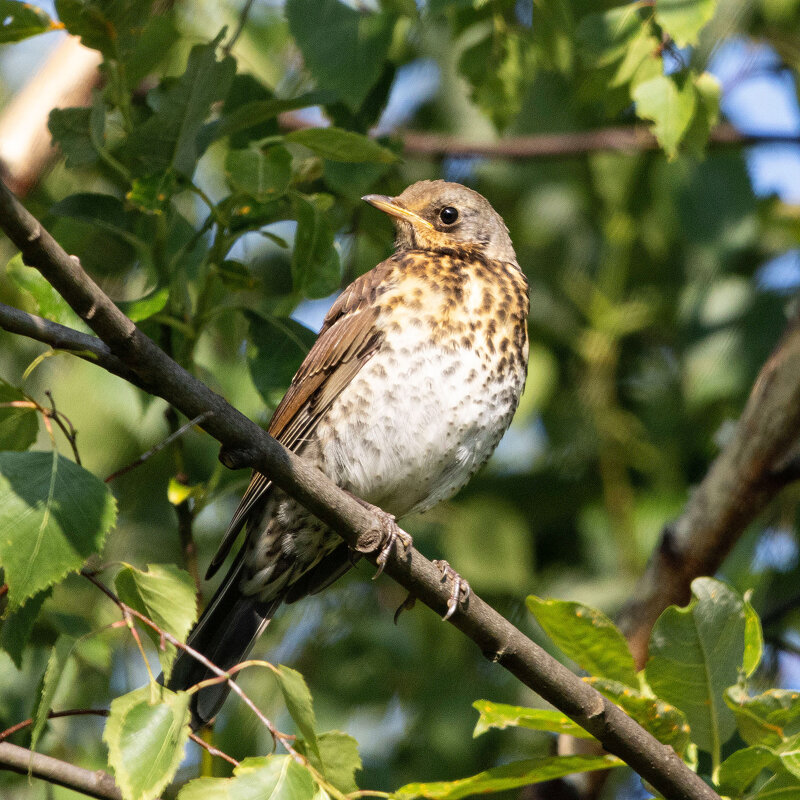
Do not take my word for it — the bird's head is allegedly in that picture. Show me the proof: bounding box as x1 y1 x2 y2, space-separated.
363 180 518 265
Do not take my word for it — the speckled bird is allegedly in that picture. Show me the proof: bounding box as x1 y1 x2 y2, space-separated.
169 180 530 725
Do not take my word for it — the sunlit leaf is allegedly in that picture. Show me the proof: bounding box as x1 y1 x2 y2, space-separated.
725 686 800 748
0 451 117 611
646 577 745 754
472 700 593 739
0 379 38 451
104 685 191 800
527 596 637 686
633 74 696 158
286 128 397 164
655 0 718 47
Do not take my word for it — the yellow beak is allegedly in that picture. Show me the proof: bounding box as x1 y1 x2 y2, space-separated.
362 194 434 229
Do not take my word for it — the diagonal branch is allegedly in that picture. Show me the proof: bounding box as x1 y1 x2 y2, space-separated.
0 742 125 800
0 176 720 800
618 307 800 666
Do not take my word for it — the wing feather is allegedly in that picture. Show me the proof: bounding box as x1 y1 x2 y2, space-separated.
205 262 393 579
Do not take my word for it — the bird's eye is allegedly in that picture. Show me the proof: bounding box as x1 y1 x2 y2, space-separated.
439 206 459 225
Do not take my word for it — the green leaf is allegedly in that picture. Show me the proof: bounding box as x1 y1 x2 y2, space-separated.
55 0 155 61
114 564 198 680
286 0 395 111
585 677 692 755
526 595 637 686
655 0 718 47
126 40 236 176
394 755 623 800
576 5 646 68
286 128 397 164
458 31 532 130
748 771 800 799
1 589 50 668
633 74 697 158
274 665 322 768
718 745 784 795
118 287 170 322
31 635 75 752
177 755 316 800
7 253 86 329
211 91 335 144
646 577 746 754
0 1 58 43
296 731 362 793
225 147 292 201
0 451 117 611
48 102 105 169
743 592 764 678
126 172 179 214
725 686 800 748
246 313 316 406
104 685 191 800
291 195 341 298
472 700 593 739
0 379 38 451
683 71 722 156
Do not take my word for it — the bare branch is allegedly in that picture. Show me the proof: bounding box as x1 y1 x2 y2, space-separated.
618 307 800 666
0 742 124 800
0 176 720 800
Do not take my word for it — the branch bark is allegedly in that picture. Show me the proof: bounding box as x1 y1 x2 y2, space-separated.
0 742 124 800
618 306 800 667
0 176 720 800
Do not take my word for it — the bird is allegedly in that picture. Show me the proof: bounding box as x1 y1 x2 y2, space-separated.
168 180 530 726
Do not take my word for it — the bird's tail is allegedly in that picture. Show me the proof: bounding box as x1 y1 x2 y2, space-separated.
167 552 280 728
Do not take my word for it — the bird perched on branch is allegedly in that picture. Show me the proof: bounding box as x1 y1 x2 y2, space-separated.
169 180 530 726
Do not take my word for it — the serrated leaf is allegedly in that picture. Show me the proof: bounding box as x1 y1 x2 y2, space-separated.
585 677 691 755
274 665 322 768
31 635 75 752
246 313 316 406
226 147 292 201
1 588 50 668
297 731 362 793
0 451 117 611
104 685 191 800
655 0 718 47
48 97 105 169
646 577 745 754
291 195 341 298
55 0 155 61
177 755 316 800
472 700 593 739
286 128 397 164
286 0 395 111
526 595 637 686
115 564 198 680
394 755 623 800
126 40 235 176
633 74 697 158
726 686 800 748
458 31 532 130
0 379 38 451
0 1 59 43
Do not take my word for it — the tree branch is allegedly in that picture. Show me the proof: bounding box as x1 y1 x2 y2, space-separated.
618 306 800 666
0 742 124 800
0 177 720 800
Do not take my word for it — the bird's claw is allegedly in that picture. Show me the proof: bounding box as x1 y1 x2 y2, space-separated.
433 560 470 621
371 510 413 579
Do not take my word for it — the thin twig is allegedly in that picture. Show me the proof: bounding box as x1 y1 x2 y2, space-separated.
224 0 257 55
104 411 212 483
189 732 240 767
0 709 109 743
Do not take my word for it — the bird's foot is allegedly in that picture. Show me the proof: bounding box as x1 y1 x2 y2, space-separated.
433 560 470 621
372 509 413 579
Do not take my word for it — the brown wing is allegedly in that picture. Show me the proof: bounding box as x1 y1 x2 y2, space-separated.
205 261 394 579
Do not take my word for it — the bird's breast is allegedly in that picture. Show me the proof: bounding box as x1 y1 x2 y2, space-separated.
316 266 528 519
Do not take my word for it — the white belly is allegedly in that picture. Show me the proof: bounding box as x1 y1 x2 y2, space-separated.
316 328 525 518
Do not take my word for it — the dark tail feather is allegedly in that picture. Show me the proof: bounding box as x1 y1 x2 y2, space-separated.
167 553 280 728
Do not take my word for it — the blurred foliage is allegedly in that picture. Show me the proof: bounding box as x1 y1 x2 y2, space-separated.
0 0 800 798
